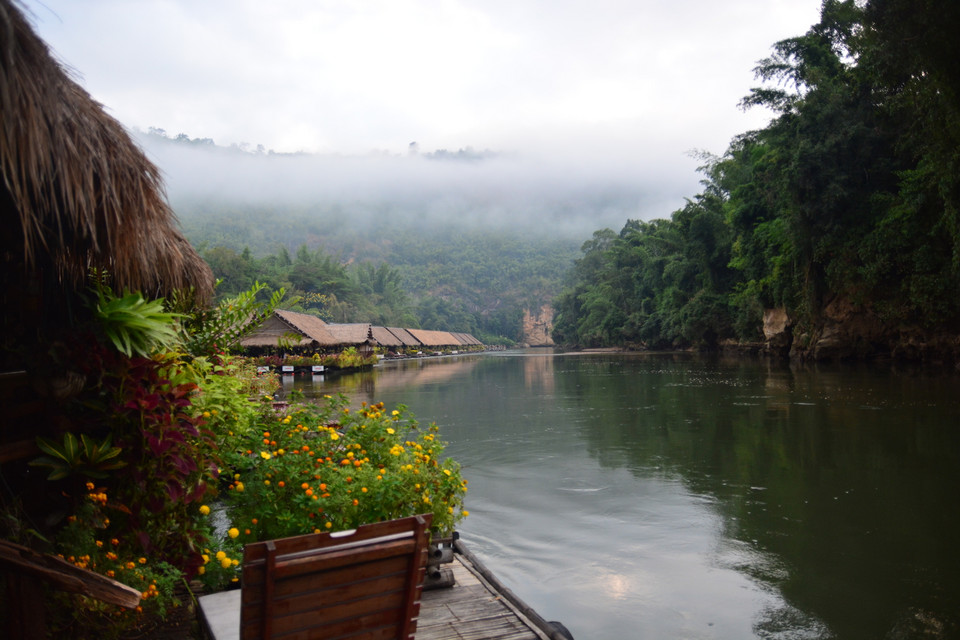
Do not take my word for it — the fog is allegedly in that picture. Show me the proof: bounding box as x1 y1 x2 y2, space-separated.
26 0 825 240
140 131 706 239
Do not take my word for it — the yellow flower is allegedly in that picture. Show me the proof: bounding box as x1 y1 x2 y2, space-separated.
202 554 210 564
198 566 206 575
199 505 211 515
260 451 271 460
228 528 240 539
216 551 226 560
330 433 340 441
202 411 211 418
386 428 395 435
220 557 232 569
235 482 245 492
391 410 400 416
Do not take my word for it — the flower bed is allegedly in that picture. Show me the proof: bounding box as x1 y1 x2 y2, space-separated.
1 283 467 636
194 394 468 590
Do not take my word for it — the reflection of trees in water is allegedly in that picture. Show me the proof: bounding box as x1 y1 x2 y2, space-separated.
554 354 960 639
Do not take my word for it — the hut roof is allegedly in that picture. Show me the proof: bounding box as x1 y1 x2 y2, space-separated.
240 312 483 352
241 309 337 347
0 0 213 303
385 327 421 348
325 323 374 345
370 326 404 348
407 329 461 347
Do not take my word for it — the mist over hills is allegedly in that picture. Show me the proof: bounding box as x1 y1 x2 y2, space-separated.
138 129 695 245
139 130 682 340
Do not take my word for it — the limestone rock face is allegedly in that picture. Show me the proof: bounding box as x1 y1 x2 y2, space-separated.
763 308 792 356
787 297 960 362
521 305 555 347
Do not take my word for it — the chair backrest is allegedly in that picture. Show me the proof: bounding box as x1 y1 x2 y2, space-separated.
239 514 432 640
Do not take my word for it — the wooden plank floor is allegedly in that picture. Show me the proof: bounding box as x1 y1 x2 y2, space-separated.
417 553 551 640
197 548 556 640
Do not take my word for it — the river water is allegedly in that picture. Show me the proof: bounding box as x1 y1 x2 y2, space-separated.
282 350 960 639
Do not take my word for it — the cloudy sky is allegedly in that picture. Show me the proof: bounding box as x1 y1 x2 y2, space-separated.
23 0 823 225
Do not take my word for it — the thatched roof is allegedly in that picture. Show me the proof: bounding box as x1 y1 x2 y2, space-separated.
240 309 337 347
385 327 422 348
370 326 404 348
325 323 375 346
241 311 483 353
0 0 213 303
407 329 461 348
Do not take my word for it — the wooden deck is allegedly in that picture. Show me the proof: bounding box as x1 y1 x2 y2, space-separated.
197 540 569 640
418 546 553 640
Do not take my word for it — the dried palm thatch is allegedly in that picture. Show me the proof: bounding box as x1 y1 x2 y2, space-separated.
0 0 212 303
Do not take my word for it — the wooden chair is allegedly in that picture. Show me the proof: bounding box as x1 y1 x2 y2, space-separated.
199 514 432 640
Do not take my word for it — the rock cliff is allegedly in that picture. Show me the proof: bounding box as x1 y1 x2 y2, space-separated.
521 305 555 347
761 299 960 363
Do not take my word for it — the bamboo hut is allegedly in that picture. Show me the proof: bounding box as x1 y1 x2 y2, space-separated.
407 329 462 350
240 309 338 352
0 0 213 451
385 327 423 350
370 325 405 350
0 0 213 374
0 1 217 629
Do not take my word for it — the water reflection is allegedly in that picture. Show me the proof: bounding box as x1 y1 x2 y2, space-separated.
291 352 960 639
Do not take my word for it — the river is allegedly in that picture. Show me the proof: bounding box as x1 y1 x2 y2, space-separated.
281 350 960 639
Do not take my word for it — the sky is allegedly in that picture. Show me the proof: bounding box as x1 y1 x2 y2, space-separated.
22 0 824 229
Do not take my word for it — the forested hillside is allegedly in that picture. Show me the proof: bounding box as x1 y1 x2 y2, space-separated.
554 0 960 360
176 197 578 343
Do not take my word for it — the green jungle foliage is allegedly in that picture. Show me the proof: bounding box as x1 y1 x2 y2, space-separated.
554 0 960 349
187 218 577 344
3 282 466 637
